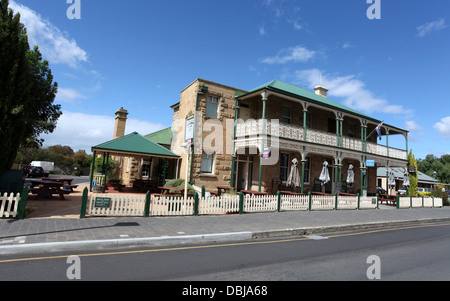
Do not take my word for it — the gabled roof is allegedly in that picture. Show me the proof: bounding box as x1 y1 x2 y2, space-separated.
145 127 173 146
92 132 180 158
377 167 437 184
244 79 373 119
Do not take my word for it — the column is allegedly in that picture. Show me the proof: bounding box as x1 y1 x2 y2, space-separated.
258 90 267 192
230 97 239 188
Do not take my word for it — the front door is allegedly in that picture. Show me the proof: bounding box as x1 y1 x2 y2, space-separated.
237 161 249 190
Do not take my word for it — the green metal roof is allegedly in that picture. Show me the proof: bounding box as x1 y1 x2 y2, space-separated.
92 132 180 158
243 79 375 121
144 127 173 146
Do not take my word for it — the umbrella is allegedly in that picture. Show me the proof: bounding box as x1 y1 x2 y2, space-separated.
346 164 354 186
388 170 395 188
403 169 410 187
319 161 330 185
287 158 300 188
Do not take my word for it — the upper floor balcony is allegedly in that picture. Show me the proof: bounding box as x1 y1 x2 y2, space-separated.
235 119 407 161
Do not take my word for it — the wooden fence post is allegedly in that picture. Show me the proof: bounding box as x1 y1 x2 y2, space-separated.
16 187 29 220
334 193 338 210
144 191 151 217
79 187 88 218
193 192 199 216
277 190 281 212
357 193 360 210
396 194 400 209
239 192 244 215
308 191 312 211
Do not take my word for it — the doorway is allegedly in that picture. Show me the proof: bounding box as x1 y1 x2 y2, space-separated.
233 155 253 191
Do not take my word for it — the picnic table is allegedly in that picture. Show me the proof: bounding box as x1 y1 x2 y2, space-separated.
241 190 268 196
158 186 185 196
312 191 334 196
217 186 232 194
337 192 357 196
107 179 125 192
280 191 306 195
41 177 79 192
378 193 397 205
29 179 71 200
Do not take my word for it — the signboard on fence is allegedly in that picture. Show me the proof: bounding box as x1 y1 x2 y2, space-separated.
366 159 375 167
95 197 111 208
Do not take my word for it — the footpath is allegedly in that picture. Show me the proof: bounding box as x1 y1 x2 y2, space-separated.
1 185 450 255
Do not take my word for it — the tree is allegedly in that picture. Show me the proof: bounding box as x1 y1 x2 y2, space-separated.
407 150 418 196
0 0 62 174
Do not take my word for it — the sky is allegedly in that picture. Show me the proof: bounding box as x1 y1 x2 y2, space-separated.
6 0 450 160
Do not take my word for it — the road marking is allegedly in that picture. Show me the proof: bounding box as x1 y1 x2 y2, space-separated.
1 222 450 264
306 235 328 240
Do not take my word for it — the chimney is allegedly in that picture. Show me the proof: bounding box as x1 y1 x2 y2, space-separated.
314 86 328 98
113 107 128 139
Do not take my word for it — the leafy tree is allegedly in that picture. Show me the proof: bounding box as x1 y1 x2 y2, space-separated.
417 154 450 184
407 150 418 196
0 0 62 174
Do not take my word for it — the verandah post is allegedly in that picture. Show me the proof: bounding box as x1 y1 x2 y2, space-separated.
334 192 338 210
80 187 88 218
396 194 400 209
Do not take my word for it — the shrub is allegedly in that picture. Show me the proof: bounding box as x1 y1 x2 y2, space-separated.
164 179 195 194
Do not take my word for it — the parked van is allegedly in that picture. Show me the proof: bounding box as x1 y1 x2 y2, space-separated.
30 161 54 177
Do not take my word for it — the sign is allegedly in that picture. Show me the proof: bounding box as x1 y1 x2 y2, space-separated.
262 148 271 158
95 197 111 208
185 118 194 141
366 159 375 167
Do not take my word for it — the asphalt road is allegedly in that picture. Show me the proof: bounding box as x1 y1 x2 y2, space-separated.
1 222 450 282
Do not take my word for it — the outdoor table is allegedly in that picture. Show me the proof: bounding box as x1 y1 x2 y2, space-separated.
158 186 185 196
280 191 305 195
29 179 71 200
216 186 232 194
241 190 268 196
41 177 78 192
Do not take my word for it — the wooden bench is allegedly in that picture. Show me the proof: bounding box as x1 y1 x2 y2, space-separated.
62 184 78 192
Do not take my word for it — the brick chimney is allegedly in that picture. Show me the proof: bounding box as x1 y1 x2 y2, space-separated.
113 107 128 139
314 86 328 98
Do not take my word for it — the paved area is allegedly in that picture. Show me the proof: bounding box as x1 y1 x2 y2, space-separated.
1 184 450 255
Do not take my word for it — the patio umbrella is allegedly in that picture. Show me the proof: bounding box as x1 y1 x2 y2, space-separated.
403 169 410 187
346 164 354 186
319 161 330 185
388 170 396 188
287 158 300 188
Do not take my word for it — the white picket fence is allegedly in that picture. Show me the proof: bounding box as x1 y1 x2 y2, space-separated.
0 192 21 218
397 196 443 209
86 192 444 217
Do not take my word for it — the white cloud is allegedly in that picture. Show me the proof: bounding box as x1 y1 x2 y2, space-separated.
433 116 450 139
56 88 87 104
292 68 412 116
9 1 88 68
405 120 423 132
259 26 266 36
416 18 447 38
261 45 315 64
40 111 166 152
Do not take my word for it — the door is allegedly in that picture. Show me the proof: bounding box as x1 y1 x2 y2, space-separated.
237 161 249 190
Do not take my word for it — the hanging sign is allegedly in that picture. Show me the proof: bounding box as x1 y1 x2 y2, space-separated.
262 148 271 158
366 159 375 167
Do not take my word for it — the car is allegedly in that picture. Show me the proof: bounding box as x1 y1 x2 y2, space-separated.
24 166 44 178
398 187 408 195
376 187 387 195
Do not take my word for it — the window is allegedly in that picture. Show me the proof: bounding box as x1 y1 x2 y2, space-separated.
303 157 311 183
280 153 289 182
206 96 219 118
201 152 214 173
281 106 291 124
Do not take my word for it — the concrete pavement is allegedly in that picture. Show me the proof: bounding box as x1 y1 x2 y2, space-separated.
1 184 450 255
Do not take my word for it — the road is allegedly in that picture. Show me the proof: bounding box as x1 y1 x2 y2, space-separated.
1 222 450 282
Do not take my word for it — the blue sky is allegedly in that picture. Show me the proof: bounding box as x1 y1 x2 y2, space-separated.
7 0 450 159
